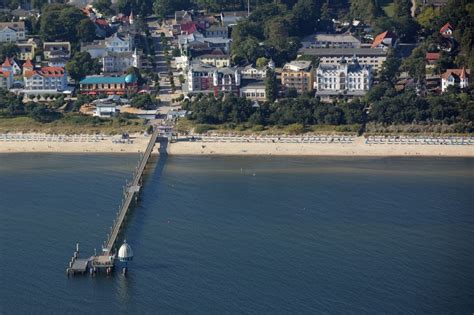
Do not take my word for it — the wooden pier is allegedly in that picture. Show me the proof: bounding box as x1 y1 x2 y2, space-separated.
67 126 167 276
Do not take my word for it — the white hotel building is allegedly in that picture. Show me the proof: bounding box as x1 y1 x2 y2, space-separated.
315 60 372 100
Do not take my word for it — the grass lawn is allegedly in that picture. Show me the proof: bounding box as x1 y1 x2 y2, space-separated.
379 0 395 17
0 114 148 134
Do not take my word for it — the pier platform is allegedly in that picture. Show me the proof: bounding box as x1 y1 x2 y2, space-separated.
69 258 89 275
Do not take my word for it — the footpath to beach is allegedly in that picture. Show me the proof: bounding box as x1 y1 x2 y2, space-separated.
1 133 473 157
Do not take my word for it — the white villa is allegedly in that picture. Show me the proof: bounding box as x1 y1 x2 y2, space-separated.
0 22 26 42
315 60 372 100
441 68 470 93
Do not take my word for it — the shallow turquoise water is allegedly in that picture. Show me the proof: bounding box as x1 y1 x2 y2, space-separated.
0 154 473 313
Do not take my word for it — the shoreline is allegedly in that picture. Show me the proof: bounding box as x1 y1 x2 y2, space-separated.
1 134 473 157
167 140 474 157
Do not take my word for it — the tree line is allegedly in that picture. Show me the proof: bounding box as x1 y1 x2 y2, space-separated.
183 87 473 133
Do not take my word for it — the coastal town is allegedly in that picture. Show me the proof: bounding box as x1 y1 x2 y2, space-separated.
1 2 474 312
0 0 472 155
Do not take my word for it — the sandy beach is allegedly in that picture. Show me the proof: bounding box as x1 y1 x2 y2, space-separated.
1 134 473 157
0 134 150 154
168 136 474 157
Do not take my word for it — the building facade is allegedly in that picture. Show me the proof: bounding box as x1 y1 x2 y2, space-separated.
79 74 138 95
281 60 314 94
43 42 71 60
22 60 68 91
315 61 372 99
240 80 266 101
187 62 241 96
105 33 133 53
0 58 14 89
301 33 361 49
194 53 231 68
298 48 387 72
0 22 26 42
441 68 470 92
17 39 38 60
205 25 228 38
102 50 138 74
241 65 268 80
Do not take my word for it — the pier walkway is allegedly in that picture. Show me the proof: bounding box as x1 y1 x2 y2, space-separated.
67 126 168 275
104 127 160 256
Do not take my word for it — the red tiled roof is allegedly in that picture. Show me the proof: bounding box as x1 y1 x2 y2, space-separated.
39 66 65 77
2 57 11 67
371 31 396 49
23 58 33 68
426 52 440 61
23 70 36 77
441 68 470 80
95 18 109 27
24 66 65 78
180 22 197 34
440 22 453 34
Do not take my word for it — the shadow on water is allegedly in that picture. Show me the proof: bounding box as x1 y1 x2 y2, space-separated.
114 138 168 257
112 139 169 301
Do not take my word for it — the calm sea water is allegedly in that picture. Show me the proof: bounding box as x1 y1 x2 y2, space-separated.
0 154 473 313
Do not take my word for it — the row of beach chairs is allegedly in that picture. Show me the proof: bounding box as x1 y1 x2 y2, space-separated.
187 135 355 144
365 136 473 145
0 133 107 143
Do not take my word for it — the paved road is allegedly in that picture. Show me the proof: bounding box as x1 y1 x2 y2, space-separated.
147 21 184 115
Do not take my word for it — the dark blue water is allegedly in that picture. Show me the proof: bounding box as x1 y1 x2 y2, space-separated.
0 154 473 313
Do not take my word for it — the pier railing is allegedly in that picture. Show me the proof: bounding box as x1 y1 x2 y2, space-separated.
102 128 161 256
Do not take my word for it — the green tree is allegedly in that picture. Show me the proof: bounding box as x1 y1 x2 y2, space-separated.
76 19 97 43
256 57 270 68
290 0 321 35
0 88 24 116
341 99 366 124
0 43 19 61
232 37 265 65
31 0 49 10
265 69 278 102
94 0 116 16
350 0 383 22
265 17 290 51
401 45 427 83
379 50 401 85
39 4 93 43
66 52 101 83
416 6 436 29
117 0 153 16
28 103 62 123
392 0 411 18
153 0 173 19
131 94 155 109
